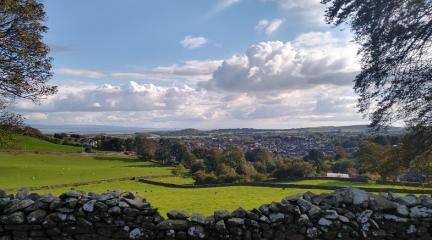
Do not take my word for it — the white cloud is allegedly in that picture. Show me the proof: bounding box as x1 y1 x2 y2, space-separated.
255 18 284 35
180 35 208 49
264 0 326 24
112 60 222 82
56 68 105 79
200 32 359 92
213 0 241 12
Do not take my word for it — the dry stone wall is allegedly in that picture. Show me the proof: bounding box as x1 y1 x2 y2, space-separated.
0 188 431 240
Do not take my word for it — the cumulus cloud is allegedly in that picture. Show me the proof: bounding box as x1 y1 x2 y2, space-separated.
200 32 359 92
56 68 105 79
180 35 208 49
255 18 284 35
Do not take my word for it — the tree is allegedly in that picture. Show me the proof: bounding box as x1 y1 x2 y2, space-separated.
0 108 23 148
334 146 347 160
331 159 355 173
303 149 325 173
245 148 272 163
322 0 432 129
0 0 56 142
411 150 432 184
135 135 154 160
0 0 57 103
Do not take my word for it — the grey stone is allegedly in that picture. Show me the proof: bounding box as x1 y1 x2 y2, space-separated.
157 220 189 230
27 210 46 224
410 206 432 218
396 204 409 216
188 225 206 239
399 195 418 207
15 188 29 200
215 220 226 232
129 228 144 240
82 200 96 212
383 214 408 222
3 199 34 213
214 210 230 220
167 210 190 220
318 218 332 226
269 213 285 223
190 213 206 225
306 227 319 238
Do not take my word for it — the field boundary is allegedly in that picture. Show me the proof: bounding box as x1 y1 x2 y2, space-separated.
138 178 432 194
3 175 175 192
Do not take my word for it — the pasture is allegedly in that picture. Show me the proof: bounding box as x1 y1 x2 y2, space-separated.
34 180 328 216
0 152 172 189
9 135 83 153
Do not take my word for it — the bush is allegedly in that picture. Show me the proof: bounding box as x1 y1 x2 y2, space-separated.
192 171 218 184
273 159 316 179
172 164 188 176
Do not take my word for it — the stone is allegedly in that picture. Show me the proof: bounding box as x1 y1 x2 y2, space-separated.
2 212 25 224
15 188 29 200
188 225 206 239
61 190 83 199
3 199 34 213
357 210 373 224
26 210 46 224
318 218 332 226
407 225 417 234
399 195 418 207
215 220 226 232
124 197 149 209
369 195 398 211
227 217 245 226
129 228 144 240
307 205 321 218
82 200 96 212
269 213 285 223
335 188 369 205
383 214 408 222
410 206 432 218
157 220 189 230
214 210 230 220
167 210 190 220
298 214 310 225
338 215 350 223
306 227 319 238
108 206 121 215
396 204 409 216
190 214 206 225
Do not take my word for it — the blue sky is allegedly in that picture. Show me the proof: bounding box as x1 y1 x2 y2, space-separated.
16 0 366 129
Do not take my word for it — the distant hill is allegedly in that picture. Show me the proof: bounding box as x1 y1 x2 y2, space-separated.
5 135 82 153
153 125 405 137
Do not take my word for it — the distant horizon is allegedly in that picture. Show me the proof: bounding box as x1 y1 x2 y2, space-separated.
30 123 404 135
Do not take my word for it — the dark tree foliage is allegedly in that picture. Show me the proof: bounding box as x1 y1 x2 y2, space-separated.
322 0 432 128
0 0 57 103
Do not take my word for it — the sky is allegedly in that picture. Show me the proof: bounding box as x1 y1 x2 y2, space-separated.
14 0 367 129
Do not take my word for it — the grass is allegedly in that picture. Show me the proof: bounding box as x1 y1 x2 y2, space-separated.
8 135 83 153
275 179 432 190
34 180 328 216
0 153 173 189
150 176 195 185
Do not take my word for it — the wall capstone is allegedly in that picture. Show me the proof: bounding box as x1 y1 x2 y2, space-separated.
0 187 431 240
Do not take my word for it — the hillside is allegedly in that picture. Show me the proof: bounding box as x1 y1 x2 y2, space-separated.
8 135 83 153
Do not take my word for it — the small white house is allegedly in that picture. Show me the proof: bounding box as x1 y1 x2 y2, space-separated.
326 172 350 178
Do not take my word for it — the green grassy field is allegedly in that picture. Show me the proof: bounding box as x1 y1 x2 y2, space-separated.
0 153 173 189
35 180 328 216
9 135 83 153
275 179 432 190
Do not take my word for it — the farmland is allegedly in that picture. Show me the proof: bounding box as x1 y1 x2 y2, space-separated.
1 135 430 216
